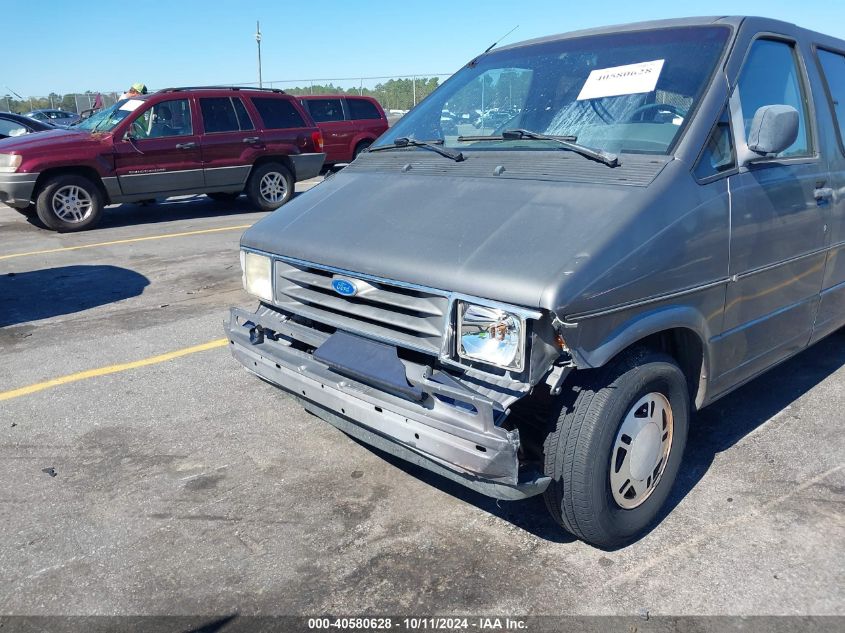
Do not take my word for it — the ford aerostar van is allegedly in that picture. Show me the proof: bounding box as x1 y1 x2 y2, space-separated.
225 16 845 547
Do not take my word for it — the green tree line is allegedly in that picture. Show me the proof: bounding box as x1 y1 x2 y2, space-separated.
1 77 446 114
283 77 442 111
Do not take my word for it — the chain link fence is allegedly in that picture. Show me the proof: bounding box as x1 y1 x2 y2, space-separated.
1 74 453 116
0 92 122 114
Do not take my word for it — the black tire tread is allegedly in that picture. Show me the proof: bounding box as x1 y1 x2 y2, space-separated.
542 348 682 546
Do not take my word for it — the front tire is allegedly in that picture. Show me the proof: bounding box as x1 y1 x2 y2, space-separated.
35 174 104 232
542 349 689 548
245 163 293 211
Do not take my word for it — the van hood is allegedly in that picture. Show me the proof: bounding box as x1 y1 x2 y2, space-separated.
0 128 103 152
241 152 700 314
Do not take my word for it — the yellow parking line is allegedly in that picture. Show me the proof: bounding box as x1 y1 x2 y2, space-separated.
0 338 228 402
0 225 251 262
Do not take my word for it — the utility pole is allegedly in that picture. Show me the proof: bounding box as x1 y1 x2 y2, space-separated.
255 21 263 88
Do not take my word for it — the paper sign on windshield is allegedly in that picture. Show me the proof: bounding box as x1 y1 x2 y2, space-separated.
577 59 665 101
119 99 144 112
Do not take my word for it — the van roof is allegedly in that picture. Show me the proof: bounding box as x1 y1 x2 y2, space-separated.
495 16 822 53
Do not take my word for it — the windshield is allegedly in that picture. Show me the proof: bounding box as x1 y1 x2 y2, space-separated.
378 26 730 155
75 98 146 132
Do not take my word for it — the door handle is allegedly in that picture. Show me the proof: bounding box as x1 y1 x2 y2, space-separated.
176 142 197 150
814 187 834 202
242 136 260 144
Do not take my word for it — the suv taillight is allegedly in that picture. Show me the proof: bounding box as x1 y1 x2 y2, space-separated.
311 131 324 152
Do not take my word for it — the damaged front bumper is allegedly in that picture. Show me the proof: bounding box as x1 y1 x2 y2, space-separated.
224 305 551 500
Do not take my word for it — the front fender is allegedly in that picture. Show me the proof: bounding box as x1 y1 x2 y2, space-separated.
566 303 712 372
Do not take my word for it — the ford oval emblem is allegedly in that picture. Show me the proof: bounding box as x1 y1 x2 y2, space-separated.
331 278 358 297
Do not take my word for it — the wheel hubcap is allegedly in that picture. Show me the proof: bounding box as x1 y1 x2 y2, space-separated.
259 172 286 203
610 392 674 509
52 185 93 223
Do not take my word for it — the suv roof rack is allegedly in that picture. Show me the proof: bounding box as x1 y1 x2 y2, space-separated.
159 86 287 94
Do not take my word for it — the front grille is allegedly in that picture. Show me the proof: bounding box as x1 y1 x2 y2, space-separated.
273 259 449 355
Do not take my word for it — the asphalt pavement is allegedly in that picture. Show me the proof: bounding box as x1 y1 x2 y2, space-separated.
0 183 842 621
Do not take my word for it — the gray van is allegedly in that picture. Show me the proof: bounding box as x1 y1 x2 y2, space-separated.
225 16 845 547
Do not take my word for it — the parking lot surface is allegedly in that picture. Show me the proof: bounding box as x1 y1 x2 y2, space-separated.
0 183 843 617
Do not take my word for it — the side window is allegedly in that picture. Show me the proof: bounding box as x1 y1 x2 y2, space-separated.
816 48 845 149
200 97 240 133
232 98 254 131
304 99 344 122
736 39 810 157
131 99 193 139
695 106 736 179
251 98 305 129
0 119 28 137
347 98 382 120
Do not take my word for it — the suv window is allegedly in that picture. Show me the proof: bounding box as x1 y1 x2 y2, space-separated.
131 99 193 139
736 39 810 157
200 97 254 133
305 98 344 122
251 97 305 129
694 106 736 179
232 98 254 131
347 98 382 120
816 48 845 149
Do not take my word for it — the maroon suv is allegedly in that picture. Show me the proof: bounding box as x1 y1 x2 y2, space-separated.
299 95 388 166
0 87 325 231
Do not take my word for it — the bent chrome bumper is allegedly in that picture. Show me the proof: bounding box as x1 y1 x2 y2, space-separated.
224 306 550 500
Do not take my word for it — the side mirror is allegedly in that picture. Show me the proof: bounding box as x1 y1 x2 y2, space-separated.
747 105 799 157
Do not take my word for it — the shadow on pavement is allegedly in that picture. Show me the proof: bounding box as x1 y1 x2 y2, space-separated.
184 614 239 633
662 328 845 519
347 436 576 544
0 265 150 327
348 330 845 546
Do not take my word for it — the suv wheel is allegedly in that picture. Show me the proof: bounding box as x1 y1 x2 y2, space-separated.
542 349 689 548
36 174 104 232
245 163 293 211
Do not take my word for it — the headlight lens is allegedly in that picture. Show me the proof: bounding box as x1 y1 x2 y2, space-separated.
240 251 273 302
0 154 22 173
458 302 525 371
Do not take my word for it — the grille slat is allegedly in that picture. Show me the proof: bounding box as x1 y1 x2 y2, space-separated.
280 284 443 336
274 260 449 355
278 267 445 317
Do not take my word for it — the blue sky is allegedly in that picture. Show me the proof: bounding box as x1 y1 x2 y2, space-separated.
6 0 845 97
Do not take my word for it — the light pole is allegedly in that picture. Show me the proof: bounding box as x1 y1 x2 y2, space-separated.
255 21 263 88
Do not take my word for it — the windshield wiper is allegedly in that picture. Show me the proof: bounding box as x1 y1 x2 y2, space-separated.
367 137 464 162
457 128 619 167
